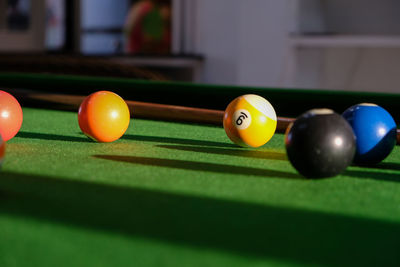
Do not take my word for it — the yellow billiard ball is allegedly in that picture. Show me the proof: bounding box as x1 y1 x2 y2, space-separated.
223 94 277 148
78 91 130 142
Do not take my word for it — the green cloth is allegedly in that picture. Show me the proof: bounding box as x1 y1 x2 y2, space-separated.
1 108 400 266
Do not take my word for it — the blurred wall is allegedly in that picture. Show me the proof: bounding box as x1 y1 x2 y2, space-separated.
192 0 289 87
0 0 46 51
191 0 400 93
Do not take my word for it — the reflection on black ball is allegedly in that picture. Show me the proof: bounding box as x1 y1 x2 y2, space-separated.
285 109 356 178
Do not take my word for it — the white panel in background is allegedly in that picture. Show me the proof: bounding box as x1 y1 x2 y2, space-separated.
237 0 290 87
296 0 325 34
322 48 400 93
171 0 182 54
192 0 241 84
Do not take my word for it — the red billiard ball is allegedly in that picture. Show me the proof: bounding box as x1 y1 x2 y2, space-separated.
0 135 4 168
78 91 130 142
0 90 23 141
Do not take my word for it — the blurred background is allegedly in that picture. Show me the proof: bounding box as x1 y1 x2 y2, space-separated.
1 0 400 93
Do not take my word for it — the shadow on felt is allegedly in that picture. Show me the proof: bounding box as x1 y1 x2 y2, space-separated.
361 162 400 172
344 168 400 183
16 131 89 143
93 155 297 179
344 160 400 182
157 144 287 161
123 134 237 148
0 171 400 266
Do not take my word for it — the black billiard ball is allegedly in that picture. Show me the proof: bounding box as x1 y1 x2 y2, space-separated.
285 109 356 178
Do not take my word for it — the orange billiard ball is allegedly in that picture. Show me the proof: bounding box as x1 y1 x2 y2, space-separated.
0 90 23 141
78 91 130 142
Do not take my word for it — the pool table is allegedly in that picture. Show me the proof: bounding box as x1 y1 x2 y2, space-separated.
1 73 400 267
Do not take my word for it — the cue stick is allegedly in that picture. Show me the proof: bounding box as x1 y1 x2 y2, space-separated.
5 88 400 145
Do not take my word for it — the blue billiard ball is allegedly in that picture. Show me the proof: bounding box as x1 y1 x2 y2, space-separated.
342 103 397 165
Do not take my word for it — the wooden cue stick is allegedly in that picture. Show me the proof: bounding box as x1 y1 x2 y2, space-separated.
6 88 400 145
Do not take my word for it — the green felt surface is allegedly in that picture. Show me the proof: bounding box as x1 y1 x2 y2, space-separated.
1 107 400 266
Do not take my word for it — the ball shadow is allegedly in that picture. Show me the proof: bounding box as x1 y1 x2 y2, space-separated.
123 134 237 148
344 169 400 183
351 162 400 172
1 171 400 266
374 162 400 171
157 144 287 161
16 131 89 143
93 155 299 179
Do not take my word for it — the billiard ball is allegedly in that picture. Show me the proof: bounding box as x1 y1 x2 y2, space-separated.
78 91 130 142
0 90 23 141
223 94 277 148
342 103 397 165
285 109 356 178
0 135 4 168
